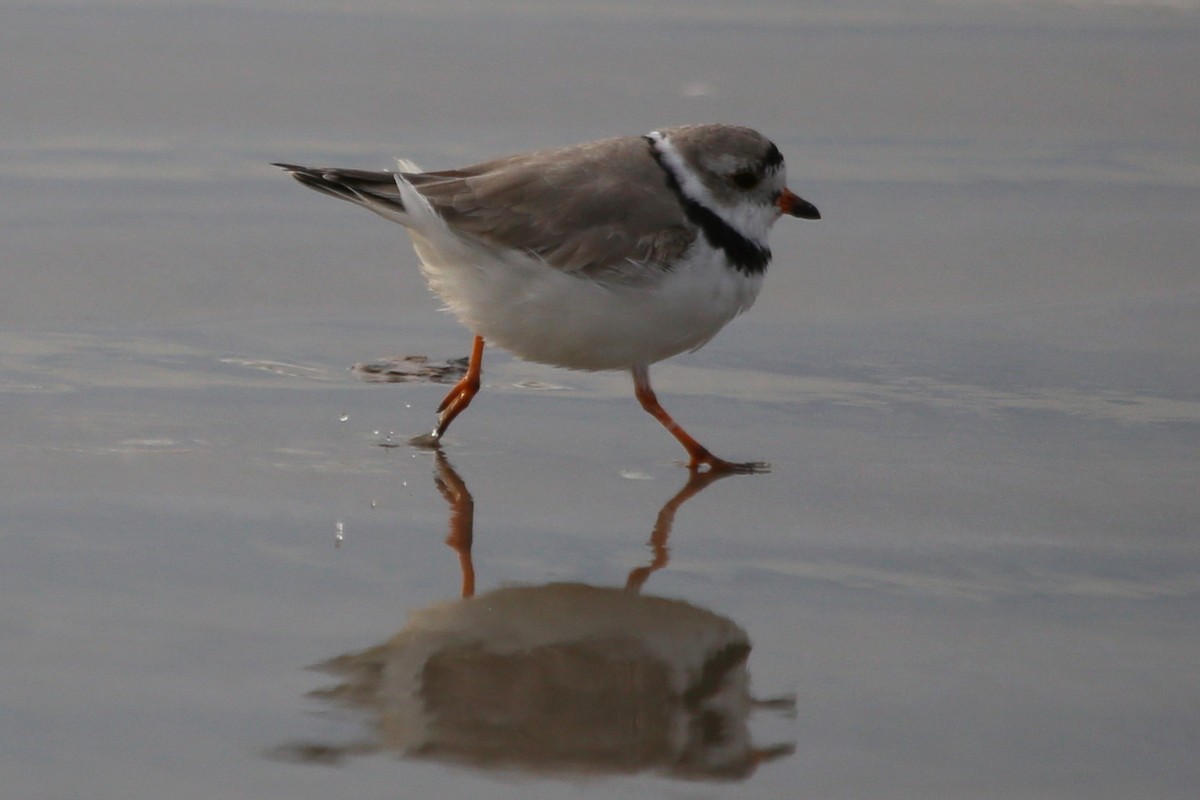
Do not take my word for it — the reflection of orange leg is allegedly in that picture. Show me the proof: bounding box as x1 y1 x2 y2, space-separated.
433 450 475 599
631 365 769 474
625 468 729 592
432 335 485 440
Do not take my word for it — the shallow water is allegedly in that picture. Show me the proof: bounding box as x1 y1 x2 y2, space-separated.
3 2 1199 798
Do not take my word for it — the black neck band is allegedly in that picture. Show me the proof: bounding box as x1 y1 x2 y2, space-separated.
644 136 771 276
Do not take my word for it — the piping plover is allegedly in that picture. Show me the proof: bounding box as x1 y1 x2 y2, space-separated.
275 124 819 472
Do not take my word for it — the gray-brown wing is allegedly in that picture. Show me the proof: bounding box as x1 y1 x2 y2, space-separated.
405 136 696 276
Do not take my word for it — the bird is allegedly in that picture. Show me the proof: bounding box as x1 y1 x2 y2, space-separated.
274 124 819 473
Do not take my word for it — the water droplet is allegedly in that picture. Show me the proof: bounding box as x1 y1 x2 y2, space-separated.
338 412 349 422
334 520 345 547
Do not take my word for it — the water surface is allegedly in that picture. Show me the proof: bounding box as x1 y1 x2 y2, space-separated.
2 1 1199 798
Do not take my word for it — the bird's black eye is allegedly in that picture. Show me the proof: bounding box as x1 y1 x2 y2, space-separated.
730 169 760 190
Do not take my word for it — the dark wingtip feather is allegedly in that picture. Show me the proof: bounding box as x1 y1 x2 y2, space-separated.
271 162 363 204
272 162 407 214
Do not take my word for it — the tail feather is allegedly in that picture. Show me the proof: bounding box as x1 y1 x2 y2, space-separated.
272 163 407 216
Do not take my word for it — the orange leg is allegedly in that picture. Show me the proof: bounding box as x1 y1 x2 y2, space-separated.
631 364 769 474
432 335 485 440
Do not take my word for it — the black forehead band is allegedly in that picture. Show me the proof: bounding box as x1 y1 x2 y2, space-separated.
762 143 784 171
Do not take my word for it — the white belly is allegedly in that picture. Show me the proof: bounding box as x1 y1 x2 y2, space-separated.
409 234 762 371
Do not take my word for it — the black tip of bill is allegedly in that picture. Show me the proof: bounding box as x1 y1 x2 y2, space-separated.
795 200 821 220
777 189 820 220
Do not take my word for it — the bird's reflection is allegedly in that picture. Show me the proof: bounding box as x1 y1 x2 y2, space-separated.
274 452 794 780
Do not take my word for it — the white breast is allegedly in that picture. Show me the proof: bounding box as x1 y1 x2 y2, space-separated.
411 233 761 372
